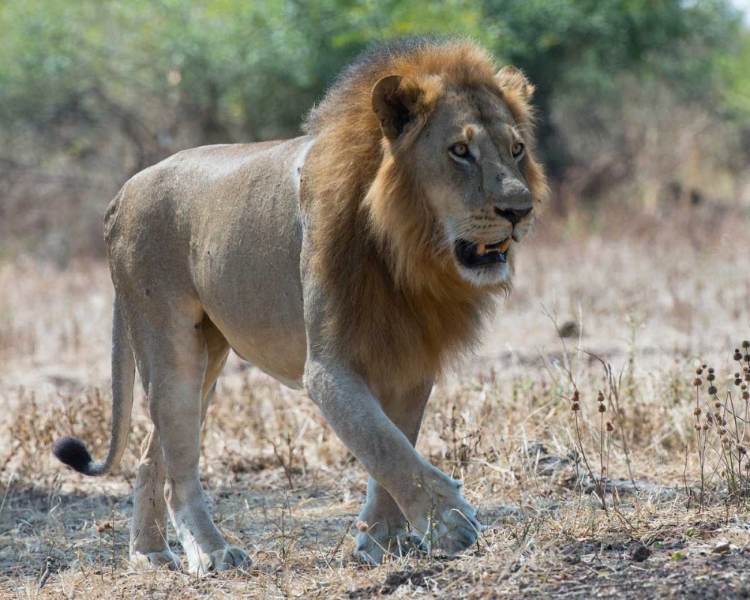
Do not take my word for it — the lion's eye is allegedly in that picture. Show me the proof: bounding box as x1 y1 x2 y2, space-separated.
450 142 470 159
511 141 525 160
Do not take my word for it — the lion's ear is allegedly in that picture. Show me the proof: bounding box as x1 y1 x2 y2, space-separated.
371 74 422 140
496 66 534 101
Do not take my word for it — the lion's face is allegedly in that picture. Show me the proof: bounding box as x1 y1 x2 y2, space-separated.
370 68 543 289
414 86 536 286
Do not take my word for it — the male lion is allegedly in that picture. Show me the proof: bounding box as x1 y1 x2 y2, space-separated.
53 38 547 574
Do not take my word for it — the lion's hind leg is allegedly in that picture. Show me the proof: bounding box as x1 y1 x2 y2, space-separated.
124 294 248 576
130 315 231 570
129 428 182 570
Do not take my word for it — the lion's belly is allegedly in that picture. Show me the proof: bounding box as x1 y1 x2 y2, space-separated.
186 137 315 389
212 314 307 390
199 261 308 389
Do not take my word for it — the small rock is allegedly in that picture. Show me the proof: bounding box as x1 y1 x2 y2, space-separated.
712 541 731 554
493 504 525 521
630 544 651 562
559 320 581 339
518 442 571 476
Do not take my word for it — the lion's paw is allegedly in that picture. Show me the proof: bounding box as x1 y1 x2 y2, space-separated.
433 503 482 555
211 545 252 572
130 549 183 570
354 530 428 565
406 476 483 556
188 545 251 576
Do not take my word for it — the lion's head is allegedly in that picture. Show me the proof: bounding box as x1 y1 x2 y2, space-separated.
303 39 548 384
367 61 546 287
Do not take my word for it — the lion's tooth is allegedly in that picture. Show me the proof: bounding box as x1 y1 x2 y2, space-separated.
477 243 486 255
497 239 511 253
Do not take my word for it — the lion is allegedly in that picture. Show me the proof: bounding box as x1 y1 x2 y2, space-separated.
53 38 547 574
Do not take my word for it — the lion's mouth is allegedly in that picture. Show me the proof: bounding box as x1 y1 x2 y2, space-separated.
455 238 511 268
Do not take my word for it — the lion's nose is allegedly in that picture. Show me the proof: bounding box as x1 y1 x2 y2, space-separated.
494 206 532 225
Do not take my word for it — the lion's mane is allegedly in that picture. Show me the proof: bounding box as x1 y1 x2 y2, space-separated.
302 38 548 390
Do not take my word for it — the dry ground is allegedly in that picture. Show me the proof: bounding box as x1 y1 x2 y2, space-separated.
3 207 750 598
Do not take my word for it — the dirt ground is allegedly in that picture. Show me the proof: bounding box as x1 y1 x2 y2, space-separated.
3 208 750 598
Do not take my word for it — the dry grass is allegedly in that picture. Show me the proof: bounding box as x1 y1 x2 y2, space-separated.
3 206 750 598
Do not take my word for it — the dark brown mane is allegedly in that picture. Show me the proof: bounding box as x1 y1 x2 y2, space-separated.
301 38 547 390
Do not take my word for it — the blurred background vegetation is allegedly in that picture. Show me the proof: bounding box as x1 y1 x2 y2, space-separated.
1 0 748 263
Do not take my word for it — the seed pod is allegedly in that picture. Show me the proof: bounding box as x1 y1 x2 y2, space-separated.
743 341 750 349
694 407 702 416
572 390 580 402
357 521 369 533
743 383 749 391
703 364 708 369
598 404 606 413
696 367 704 375
719 427 727 436
714 401 722 409
606 421 614 432
735 350 743 361
722 437 730 446
597 390 605 403
702 423 709 431
694 423 702 431
693 377 703 387
707 373 715 382
571 402 580 412
739 445 747 455
736 378 743 386
745 354 750 362
708 385 718 395
708 367 715 374
743 391 750 401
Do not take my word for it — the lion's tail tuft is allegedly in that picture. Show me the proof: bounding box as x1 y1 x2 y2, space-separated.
52 437 104 475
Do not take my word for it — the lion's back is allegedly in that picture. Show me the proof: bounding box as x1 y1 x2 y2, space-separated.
105 141 286 247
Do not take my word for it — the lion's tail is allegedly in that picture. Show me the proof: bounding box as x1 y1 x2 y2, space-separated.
53 295 135 476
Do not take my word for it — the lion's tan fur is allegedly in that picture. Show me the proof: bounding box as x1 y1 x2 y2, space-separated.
303 40 548 389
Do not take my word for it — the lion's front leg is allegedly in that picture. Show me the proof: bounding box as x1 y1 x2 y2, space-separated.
304 359 481 561
354 380 433 564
